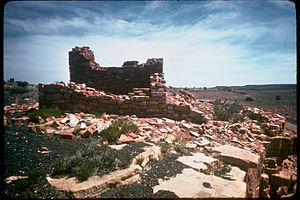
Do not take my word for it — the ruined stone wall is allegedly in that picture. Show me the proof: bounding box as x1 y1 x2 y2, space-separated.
69 47 163 94
39 73 166 117
39 46 205 123
38 82 205 123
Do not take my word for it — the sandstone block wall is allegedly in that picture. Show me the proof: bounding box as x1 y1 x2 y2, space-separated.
39 73 167 117
69 47 163 94
38 82 205 124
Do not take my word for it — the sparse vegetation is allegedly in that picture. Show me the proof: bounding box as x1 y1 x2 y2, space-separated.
107 182 119 189
119 185 129 198
95 112 104 118
193 115 207 124
276 95 281 101
16 81 29 88
6 168 46 196
8 78 14 83
136 157 144 166
213 163 232 179
160 143 171 154
53 139 133 181
100 119 140 143
174 144 189 155
5 87 30 94
28 108 62 122
244 96 254 101
213 99 245 123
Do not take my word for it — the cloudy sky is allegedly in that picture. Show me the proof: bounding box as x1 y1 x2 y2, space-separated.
3 0 296 87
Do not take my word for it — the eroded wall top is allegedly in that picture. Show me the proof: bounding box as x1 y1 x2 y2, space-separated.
69 46 163 94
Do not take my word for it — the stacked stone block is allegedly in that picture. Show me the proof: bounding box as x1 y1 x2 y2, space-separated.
39 46 206 124
246 107 286 136
69 47 163 94
39 72 167 118
38 80 205 123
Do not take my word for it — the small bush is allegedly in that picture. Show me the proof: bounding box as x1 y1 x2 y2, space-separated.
28 108 62 122
275 95 281 101
194 115 207 124
213 99 245 123
95 113 104 118
174 144 189 155
53 160 69 175
244 96 254 101
160 143 170 154
79 160 96 181
16 81 29 87
213 163 232 178
100 119 140 142
8 78 14 83
117 154 133 168
136 157 144 166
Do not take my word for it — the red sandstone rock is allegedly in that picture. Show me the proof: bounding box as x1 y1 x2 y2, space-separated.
126 132 138 139
27 124 46 133
103 140 108 145
55 131 75 139
117 134 135 144
11 116 29 124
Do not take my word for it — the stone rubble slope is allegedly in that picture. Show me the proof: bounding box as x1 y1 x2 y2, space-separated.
4 86 297 198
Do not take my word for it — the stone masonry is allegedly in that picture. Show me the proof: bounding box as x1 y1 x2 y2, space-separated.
69 46 163 94
39 47 205 123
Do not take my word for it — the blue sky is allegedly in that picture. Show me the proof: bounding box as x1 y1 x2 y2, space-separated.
3 0 296 87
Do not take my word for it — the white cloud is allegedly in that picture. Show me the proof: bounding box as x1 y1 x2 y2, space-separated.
4 1 296 86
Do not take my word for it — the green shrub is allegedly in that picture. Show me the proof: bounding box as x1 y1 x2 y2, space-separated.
53 160 68 175
193 115 207 124
28 108 62 122
27 168 46 185
16 81 29 87
244 96 254 101
8 78 14 83
174 144 189 155
213 99 245 123
275 95 281 101
160 143 170 154
100 119 140 142
79 160 96 181
136 157 144 166
117 153 133 168
95 112 104 118
214 164 232 178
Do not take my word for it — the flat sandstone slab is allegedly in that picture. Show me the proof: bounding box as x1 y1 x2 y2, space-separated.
212 144 260 169
152 168 246 198
46 165 142 198
177 152 218 171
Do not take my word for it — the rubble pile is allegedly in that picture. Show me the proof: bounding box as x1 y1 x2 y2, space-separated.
246 107 286 137
5 90 297 197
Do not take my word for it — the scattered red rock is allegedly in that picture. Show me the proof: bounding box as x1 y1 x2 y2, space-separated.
54 131 75 140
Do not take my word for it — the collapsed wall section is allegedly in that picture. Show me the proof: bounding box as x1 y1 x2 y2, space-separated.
69 47 163 94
